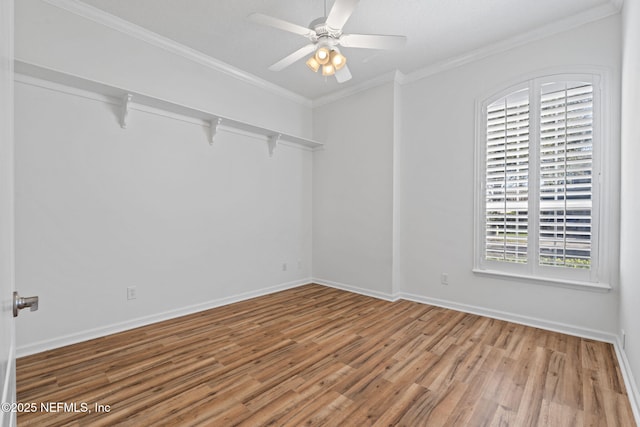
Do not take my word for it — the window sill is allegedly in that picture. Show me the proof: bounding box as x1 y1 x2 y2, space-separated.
472 268 612 293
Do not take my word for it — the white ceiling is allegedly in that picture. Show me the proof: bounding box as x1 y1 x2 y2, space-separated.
77 0 618 100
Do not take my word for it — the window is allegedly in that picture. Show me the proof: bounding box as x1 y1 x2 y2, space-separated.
475 73 608 288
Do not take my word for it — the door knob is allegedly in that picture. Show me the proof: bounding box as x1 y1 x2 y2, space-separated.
13 291 39 317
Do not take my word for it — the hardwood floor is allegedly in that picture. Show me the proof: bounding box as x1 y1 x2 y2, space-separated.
17 284 636 426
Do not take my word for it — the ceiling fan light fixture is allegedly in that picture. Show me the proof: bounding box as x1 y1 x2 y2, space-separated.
329 50 347 70
306 56 320 72
315 47 331 65
250 0 407 86
322 63 336 76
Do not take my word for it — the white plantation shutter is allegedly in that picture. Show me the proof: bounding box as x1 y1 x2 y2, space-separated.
485 89 529 263
539 82 593 269
479 76 599 281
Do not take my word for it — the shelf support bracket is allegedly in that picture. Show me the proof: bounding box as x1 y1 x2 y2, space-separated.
120 93 133 129
208 118 223 145
268 134 280 158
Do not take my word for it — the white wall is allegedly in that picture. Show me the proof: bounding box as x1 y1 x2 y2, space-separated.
620 0 640 413
397 15 621 337
14 80 313 353
313 16 622 337
312 82 395 296
14 0 314 354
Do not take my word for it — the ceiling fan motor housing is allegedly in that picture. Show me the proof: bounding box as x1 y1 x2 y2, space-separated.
309 17 342 42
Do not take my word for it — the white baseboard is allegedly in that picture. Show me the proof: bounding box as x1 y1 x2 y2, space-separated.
398 291 618 344
614 338 640 425
312 278 617 343
311 277 400 302
16 278 311 358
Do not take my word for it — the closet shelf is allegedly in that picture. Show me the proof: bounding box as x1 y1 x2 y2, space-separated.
15 60 323 153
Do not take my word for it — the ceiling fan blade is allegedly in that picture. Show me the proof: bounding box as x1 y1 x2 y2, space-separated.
268 44 317 71
249 13 315 38
335 64 352 83
326 0 359 30
339 33 407 50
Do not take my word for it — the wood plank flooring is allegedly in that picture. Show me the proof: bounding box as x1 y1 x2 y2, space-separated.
16 284 636 426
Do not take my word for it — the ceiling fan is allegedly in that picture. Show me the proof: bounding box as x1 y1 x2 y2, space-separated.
249 0 407 83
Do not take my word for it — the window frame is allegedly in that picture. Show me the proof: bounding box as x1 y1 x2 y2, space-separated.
473 71 611 291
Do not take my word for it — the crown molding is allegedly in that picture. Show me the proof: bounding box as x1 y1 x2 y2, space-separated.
41 0 312 107
39 0 621 108
403 1 621 85
310 1 620 107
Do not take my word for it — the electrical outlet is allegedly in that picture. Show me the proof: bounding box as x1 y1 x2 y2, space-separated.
282 263 288 272
297 260 302 270
127 286 137 300
441 273 449 285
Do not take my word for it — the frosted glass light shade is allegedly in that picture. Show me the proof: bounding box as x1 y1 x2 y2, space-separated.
330 50 347 70
322 63 335 76
315 47 330 65
306 56 320 72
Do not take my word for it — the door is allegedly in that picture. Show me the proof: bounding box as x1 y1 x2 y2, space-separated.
0 0 15 425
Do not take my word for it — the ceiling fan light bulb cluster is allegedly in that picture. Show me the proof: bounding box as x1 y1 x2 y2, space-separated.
309 47 346 76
